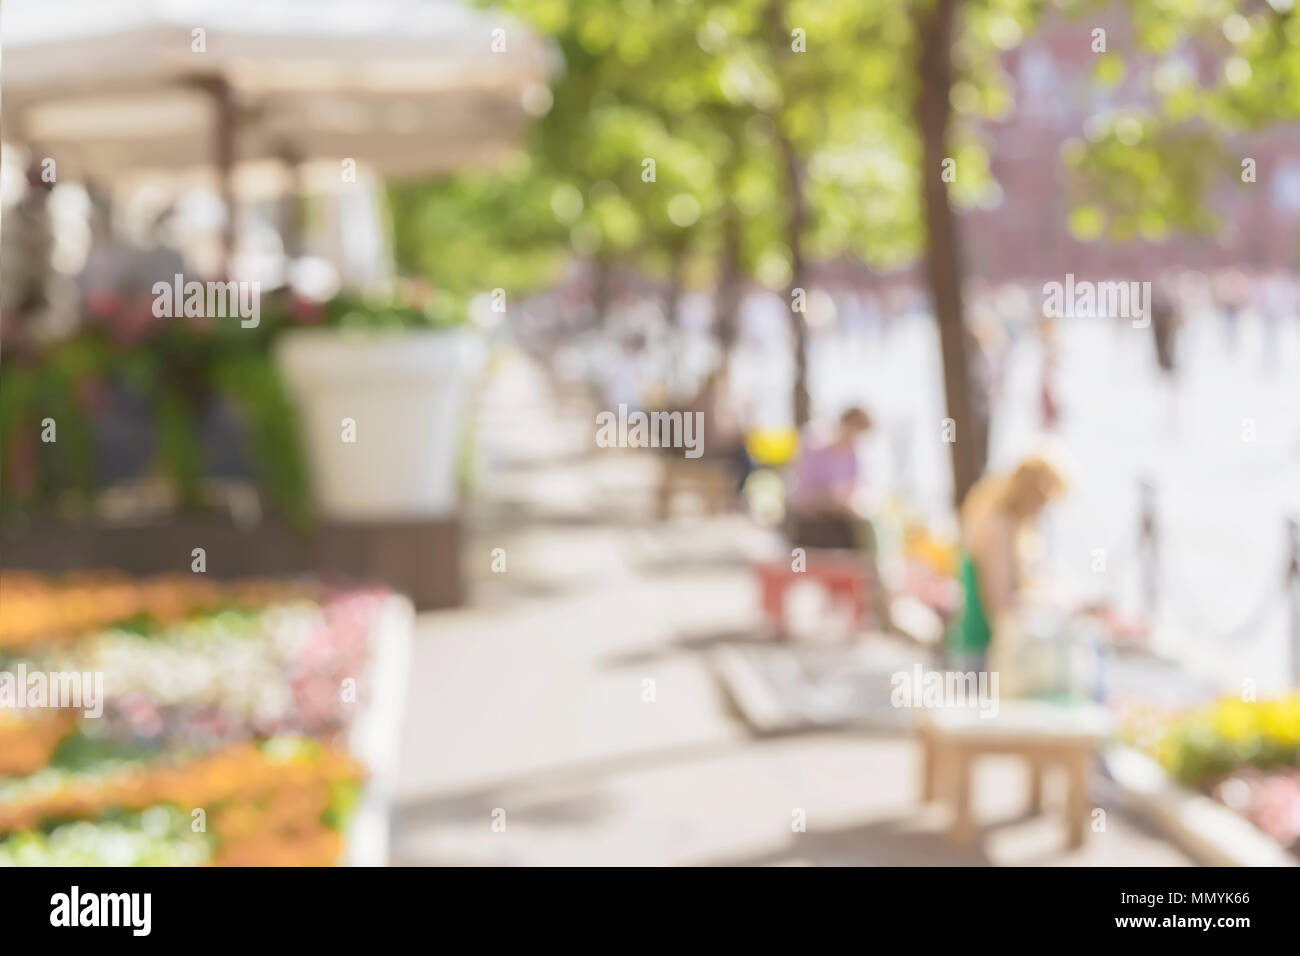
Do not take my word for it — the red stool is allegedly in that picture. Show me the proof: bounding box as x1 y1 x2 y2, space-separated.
754 551 871 640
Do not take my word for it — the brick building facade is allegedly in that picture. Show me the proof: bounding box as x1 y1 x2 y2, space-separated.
961 11 1300 285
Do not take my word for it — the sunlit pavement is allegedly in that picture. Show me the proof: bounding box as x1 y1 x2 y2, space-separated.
390 349 1194 866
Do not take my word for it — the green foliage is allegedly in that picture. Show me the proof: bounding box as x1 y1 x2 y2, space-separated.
1150 696 1300 787
388 168 570 297
0 807 214 866
322 290 468 333
212 352 312 529
1062 119 1226 242
0 285 482 526
1062 0 1300 241
385 0 1300 298
0 339 107 513
155 386 205 509
390 0 1119 301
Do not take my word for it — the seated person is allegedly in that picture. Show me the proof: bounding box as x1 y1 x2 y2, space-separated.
785 406 873 551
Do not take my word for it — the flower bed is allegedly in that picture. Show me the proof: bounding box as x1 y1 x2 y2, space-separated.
0 738 361 866
0 573 399 866
1212 768 1300 854
1134 695 1300 857
0 571 313 650
0 711 78 777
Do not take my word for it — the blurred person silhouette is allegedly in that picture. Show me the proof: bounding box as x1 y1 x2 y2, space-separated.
959 325 993 478
0 159 56 357
785 406 874 550
686 361 752 494
968 283 1005 388
139 203 187 283
1259 269 1291 373
1150 289 1180 378
859 290 884 340
1146 286 1182 439
601 331 651 412
1038 314 1060 431
1213 267 1247 354
79 182 135 323
947 455 1067 673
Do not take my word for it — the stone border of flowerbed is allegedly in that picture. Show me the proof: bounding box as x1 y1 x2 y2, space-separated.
344 594 414 866
1103 745 1297 867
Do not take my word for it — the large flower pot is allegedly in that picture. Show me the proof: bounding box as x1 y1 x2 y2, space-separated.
274 328 482 520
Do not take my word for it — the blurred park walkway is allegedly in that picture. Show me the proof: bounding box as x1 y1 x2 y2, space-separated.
390 348 1193 866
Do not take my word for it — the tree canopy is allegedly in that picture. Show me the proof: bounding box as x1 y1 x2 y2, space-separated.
389 0 1300 496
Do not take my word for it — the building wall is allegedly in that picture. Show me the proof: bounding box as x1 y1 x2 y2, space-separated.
961 11 1300 285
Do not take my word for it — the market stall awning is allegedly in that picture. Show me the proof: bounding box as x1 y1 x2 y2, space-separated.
0 0 550 180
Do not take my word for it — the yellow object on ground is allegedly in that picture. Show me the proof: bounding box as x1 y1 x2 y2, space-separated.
746 427 799 467
904 525 960 577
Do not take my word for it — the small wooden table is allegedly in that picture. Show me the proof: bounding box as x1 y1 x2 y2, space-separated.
919 701 1114 848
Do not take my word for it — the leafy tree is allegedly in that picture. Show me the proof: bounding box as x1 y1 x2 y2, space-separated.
390 0 1300 505
1063 0 1300 245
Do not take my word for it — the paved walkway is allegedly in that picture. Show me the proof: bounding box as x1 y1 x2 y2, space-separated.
391 349 1193 866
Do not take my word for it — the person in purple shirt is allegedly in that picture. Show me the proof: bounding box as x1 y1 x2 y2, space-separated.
786 406 873 550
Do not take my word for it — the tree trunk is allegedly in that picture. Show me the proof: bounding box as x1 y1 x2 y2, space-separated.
590 256 614 329
915 0 986 507
663 244 687 331
663 244 689 390
768 0 812 429
777 129 812 428
713 200 743 355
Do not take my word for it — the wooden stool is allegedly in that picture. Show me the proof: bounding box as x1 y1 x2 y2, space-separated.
919 701 1113 849
754 551 870 640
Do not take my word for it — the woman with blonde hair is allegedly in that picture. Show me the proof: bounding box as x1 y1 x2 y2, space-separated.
948 455 1067 672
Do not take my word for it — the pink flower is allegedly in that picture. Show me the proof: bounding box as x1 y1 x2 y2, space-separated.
288 294 325 324
87 290 123 320
122 694 166 738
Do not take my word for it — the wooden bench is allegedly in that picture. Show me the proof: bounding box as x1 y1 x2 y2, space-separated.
919 701 1113 848
754 550 871 640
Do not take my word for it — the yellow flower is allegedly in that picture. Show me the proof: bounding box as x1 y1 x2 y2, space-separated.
1155 735 1182 772
1258 695 1300 746
1210 698 1258 743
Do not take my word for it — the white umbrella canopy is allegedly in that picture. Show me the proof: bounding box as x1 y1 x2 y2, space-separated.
0 0 551 181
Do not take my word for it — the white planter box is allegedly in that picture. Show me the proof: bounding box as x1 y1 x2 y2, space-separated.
275 328 483 520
